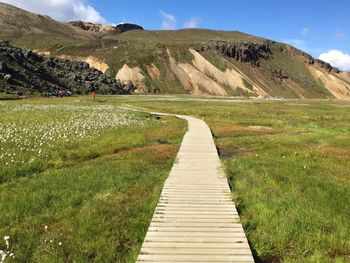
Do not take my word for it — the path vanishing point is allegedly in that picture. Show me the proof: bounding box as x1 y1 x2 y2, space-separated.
136 113 254 262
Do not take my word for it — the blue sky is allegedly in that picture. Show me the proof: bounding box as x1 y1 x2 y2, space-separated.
2 0 350 70
93 0 349 57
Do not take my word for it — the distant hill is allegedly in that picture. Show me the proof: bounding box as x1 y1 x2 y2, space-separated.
0 3 96 42
1 2 350 99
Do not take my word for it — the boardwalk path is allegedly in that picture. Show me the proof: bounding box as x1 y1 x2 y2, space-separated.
136 112 254 262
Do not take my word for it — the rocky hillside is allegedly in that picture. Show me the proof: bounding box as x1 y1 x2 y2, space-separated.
68 21 144 34
68 21 115 34
0 41 132 95
1 3 350 99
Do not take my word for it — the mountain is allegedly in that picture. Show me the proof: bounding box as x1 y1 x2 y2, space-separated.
1 2 350 99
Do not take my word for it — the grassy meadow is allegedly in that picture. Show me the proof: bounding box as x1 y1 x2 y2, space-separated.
0 98 186 262
1 95 349 263
0 93 19 101
112 96 349 263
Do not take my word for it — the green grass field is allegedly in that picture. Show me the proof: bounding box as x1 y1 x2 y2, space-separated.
110 96 350 263
0 98 186 262
1 96 349 263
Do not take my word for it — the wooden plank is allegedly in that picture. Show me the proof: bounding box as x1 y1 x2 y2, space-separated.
154 211 238 216
141 242 250 249
145 232 247 238
153 216 240 220
147 227 244 233
143 236 249 243
151 218 241 223
137 254 254 261
156 204 236 207
155 208 237 212
140 247 252 255
149 224 242 229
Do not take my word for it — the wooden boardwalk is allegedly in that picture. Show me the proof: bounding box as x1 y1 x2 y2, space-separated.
136 114 254 262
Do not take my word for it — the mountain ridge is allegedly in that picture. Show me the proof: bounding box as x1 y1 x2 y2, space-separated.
0 3 349 99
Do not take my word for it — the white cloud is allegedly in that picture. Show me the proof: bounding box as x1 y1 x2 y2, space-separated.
184 17 201 28
160 10 176 30
319 50 350 71
1 0 106 23
302 27 310 36
159 10 201 30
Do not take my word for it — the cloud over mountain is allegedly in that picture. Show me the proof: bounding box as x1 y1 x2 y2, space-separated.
319 50 350 72
1 0 106 23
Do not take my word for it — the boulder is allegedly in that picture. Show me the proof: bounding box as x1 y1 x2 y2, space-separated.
115 23 144 34
4 74 11 82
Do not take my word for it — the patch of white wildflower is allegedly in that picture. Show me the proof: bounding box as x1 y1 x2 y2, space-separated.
0 236 15 263
0 104 147 167
42 225 64 253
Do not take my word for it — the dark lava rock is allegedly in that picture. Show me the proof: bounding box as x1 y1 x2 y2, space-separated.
69 20 87 30
287 46 340 73
314 58 340 73
0 40 133 95
198 40 271 66
271 68 289 80
0 61 7 71
115 23 144 34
